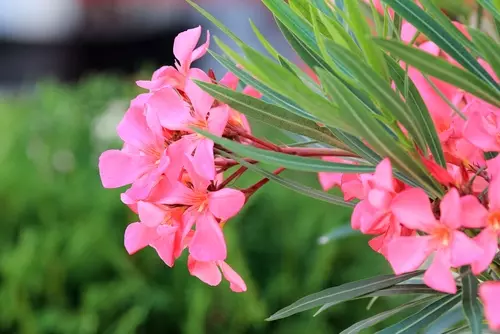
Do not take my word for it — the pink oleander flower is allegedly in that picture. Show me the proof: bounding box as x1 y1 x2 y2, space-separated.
388 188 483 293
463 98 500 152
351 158 412 255
455 176 500 274
124 202 185 267
479 281 500 330
147 70 229 181
99 94 172 198
318 157 365 201
188 256 247 292
161 154 245 262
136 26 210 91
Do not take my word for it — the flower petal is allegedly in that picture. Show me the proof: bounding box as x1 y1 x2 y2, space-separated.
374 158 394 192
150 225 179 267
219 261 247 292
208 188 246 220
471 228 499 275
424 252 456 294
193 139 216 181
189 212 227 262
98 150 151 188
449 231 484 267
479 282 500 331
391 188 437 232
137 202 166 227
174 26 202 72
387 236 433 274
124 222 157 255
147 87 192 131
187 256 222 286
460 195 488 228
439 188 462 229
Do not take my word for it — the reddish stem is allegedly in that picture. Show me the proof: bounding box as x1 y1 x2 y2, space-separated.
217 166 248 190
244 167 286 198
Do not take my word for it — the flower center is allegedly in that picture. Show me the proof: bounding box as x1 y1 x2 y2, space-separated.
487 211 500 232
433 226 452 247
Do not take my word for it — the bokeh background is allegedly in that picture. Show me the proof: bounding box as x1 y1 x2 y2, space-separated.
1 1 472 333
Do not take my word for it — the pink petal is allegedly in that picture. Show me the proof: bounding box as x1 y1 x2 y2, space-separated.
318 172 343 191
374 158 394 192
219 261 247 292
479 282 500 330
136 66 184 91
183 153 211 191
208 188 246 220
98 150 151 188
341 175 364 201
464 112 500 152
368 188 392 211
449 231 484 267
174 26 202 73
489 177 500 211
243 85 262 99
207 105 230 137
487 155 500 180
187 256 222 286
351 200 376 231
147 87 192 131
137 202 166 227
124 222 157 255
460 195 488 228
471 228 499 275
386 236 433 274
189 212 227 262
391 188 437 232
190 30 210 64
150 225 178 267
117 95 155 150
155 181 196 206
439 188 462 229
220 71 239 90
424 252 456 294
193 139 216 181
185 69 214 119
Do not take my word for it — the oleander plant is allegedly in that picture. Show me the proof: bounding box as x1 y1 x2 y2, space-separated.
98 0 500 332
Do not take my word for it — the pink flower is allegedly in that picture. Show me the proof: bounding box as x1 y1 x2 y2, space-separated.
147 71 229 180
318 157 364 201
124 202 185 267
388 188 483 293
161 154 245 262
136 26 210 91
98 94 171 197
457 177 500 274
463 100 500 152
351 159 411 255
479 281 500 330
188 256 247 292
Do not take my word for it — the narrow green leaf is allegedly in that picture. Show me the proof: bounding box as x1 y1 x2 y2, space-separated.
318 69 443 198
385 56 446 167
375 39 500 107
249 20 280 60
195 128 372 174
218 151 354 208
267 271 423 321
469 28 500 80
381 0 498 89
185 0 242 44
325 43 428 153
209 52 317 121
340 297 437 334
345 0 389 80
376 293 462 334
315 284 444 316
460 267 483 334
317 10 360 54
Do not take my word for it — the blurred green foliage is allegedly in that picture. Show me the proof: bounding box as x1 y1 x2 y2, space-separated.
0 75 396 334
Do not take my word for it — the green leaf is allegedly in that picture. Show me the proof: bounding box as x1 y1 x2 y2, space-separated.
325 42 428 154
385 55 446 167
218 151 354 208
318 69 443 198
345 0 389 80
195 128 372 174
209 52 317 121
377 293 462 334
267 271 424 321
460 267 483 334
375 39 500 107
381 0 498 89
477 0 500 23
340 297 437 334
317 11 360 54
469 28 500 80
249 20 280 60
315 283 444 316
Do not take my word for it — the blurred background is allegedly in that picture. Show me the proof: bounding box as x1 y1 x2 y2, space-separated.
0 1 473 333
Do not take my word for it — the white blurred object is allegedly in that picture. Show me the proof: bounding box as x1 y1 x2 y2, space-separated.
0 0 83 42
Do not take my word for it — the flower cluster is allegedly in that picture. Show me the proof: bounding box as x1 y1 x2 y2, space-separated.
319 5 500 329
98 27 263 292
